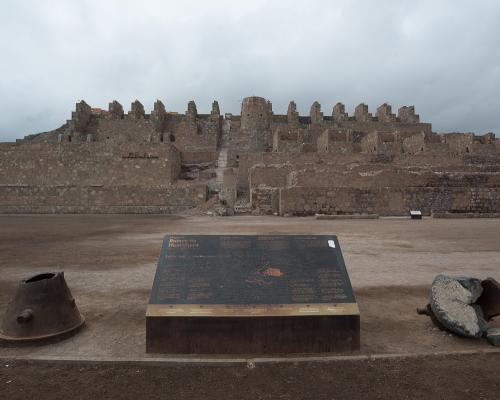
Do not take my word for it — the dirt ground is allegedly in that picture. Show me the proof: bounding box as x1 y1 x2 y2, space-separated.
2 353 500 400
0 215 499 398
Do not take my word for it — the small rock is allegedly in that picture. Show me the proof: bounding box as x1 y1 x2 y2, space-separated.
486 328 500 346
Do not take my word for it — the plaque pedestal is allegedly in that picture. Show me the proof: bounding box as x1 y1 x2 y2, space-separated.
146 235 360 354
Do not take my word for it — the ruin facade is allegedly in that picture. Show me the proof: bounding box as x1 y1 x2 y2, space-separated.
1 96 499 215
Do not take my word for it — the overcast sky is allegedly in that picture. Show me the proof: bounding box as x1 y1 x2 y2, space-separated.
1 0 499 141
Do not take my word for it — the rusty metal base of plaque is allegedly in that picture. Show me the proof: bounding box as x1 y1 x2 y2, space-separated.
146 235 360 354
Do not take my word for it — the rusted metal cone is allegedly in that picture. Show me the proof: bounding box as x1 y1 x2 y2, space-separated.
477 277 500 321
0 272 85 341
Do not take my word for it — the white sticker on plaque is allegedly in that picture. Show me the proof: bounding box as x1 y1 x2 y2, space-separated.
328 240 336 248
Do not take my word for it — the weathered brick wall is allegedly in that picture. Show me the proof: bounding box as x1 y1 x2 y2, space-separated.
340 120 432 135
361 132 379 153
250 188 279 214
0 142 207 213
0 142 180 186
316 129 355 154
440 133 497 156
0 183 207 214
290 166 500 190
96 118 158 143
249 164 291 212
239 97 272 152
279 186 500 216
246 150 500 215
272 129 304 152
241 151 468 191
224 98 434 156
250 164 291 188
180 151 218 164
163 114 220 153
6 96 499 216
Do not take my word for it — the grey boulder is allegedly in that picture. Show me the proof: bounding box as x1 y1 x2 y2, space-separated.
430 275 487 338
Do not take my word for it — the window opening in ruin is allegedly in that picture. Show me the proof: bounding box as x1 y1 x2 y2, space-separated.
160 134 164 143
466 147 470 153
68 136 72 142
169 134 175 142
26 273 55 283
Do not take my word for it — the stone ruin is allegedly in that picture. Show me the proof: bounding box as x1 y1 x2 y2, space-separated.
1 96 499 215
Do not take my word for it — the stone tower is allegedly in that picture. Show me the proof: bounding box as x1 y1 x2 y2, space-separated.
240 96 272 152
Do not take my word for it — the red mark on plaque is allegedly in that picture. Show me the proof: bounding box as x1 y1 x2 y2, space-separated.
262 267 283 277
245 266 284 286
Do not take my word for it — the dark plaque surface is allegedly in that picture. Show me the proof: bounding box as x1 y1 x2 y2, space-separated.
146 235 360 354
149 235 355 307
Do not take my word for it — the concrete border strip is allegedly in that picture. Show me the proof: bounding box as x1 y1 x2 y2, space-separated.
1 348 500 367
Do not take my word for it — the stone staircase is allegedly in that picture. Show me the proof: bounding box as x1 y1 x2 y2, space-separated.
215 148 228 190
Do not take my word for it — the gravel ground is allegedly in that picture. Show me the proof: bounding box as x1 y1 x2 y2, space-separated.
0 215 499 399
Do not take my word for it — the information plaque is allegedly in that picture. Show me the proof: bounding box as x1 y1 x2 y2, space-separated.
146 235 360 354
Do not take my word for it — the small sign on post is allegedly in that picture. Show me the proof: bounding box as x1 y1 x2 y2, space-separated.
410 210 422 220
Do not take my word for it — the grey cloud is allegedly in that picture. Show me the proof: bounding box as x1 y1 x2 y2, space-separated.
0 0 499 141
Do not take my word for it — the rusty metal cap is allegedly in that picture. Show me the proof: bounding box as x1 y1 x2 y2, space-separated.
0 272 85 341
477 277 500 321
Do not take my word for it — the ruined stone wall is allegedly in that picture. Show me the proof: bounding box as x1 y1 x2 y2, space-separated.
238 97 273 152
6 96 499 215
250 164 292 188
0 142 180 186
443 133 475 154
339 120 432 136
402 133 452 155
95 118 158 143
246 152 499 190
0 141 209 213
259 101 431 156
162 113 220 153
245 149 500 215
441 133 499 156
316 129 354 154
239 151 403 189
272 128 311 153
180 151 218 164
279 186 500 216
360 132 402 155
52 100 222 161
51 97 437 160
403 133 427 154
0 183 207 214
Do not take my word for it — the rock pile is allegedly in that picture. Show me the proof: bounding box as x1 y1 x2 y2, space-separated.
421 275 500 347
